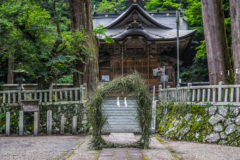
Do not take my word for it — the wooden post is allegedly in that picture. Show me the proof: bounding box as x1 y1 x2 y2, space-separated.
47 110 52 135
224 89 228 102
34 112 38 136
152 85 155 102
70 90 73 101
39 92 42 103
64 90 68 101
167 86 170 101
230 88 234 102
18 90 21 104
197 89 201 101
236 87 240 102
202 89 206 102
72 116 77 134
44 92 47 102
6 112 10 136
213 87 216 102
60 91 63 101
60 115 65 135
207 88 211 102
19 111 24 136
8 92 10 104
158 85 162 101
192 89 196 102
218 81 223 102
3 93 6 103
75 90 78 101
13 93 16 103
55 91 58 102
49 86 53 103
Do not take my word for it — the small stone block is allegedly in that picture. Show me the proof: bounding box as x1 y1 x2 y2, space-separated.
19 111 24 136
47 110 52 135
6 112 10 136
34 112 38 136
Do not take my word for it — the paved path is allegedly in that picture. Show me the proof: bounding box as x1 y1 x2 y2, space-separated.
0 136 85 160
98 148 143 160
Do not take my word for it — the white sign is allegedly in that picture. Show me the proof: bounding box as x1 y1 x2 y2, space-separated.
101 75 110 81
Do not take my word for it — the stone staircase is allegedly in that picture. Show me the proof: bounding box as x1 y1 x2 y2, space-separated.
102 97 141 133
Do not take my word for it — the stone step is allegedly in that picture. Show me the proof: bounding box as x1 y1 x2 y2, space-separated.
104 97 137 100
102 108 137 112
105 121 139 125
106 117 138 121
102 128 141 133
102 103 137 106
103 102 137 106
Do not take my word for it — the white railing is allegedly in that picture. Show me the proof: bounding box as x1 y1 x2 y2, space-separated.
0 84 87 106
158 82 240 105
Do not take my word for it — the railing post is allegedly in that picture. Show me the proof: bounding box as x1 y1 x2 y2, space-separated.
236 87 240 102
158 85 162 101
49 85 53 103
167 86 170 101
218 81 223 102
187 83 192 102
152 85 156 102
81 83 87 103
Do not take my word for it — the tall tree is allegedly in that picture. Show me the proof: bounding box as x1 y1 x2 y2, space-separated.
230 0 240 84
68 0 99 93
201 0 234 84
7 55 14 84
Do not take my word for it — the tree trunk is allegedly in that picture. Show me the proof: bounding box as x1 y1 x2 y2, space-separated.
201 0 234 84
7 54 14 84
69 0 99 93
230 0 240 84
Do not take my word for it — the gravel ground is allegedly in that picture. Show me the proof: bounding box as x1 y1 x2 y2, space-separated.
167 140 240 160
0 136 85 160
143 136 240 160
1 135 240 160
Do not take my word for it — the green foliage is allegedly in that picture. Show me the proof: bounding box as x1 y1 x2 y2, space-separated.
87 73 152 149
146 0 180 11
96 0 126 12
94 25 114 43
0 0 90 87
57 75 73 83
196 40 206 59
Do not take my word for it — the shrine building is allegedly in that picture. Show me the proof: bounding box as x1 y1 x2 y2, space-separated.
93 0 195 87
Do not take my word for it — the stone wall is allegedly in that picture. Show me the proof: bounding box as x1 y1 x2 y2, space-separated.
0 104 87 135
157 104 240 146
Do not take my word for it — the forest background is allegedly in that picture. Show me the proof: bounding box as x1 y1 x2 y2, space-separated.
0 0 233 87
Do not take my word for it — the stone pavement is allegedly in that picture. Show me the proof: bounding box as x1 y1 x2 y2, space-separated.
0 136 85 160
1 134 240 160
105 132 139 144
98 148 143 160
